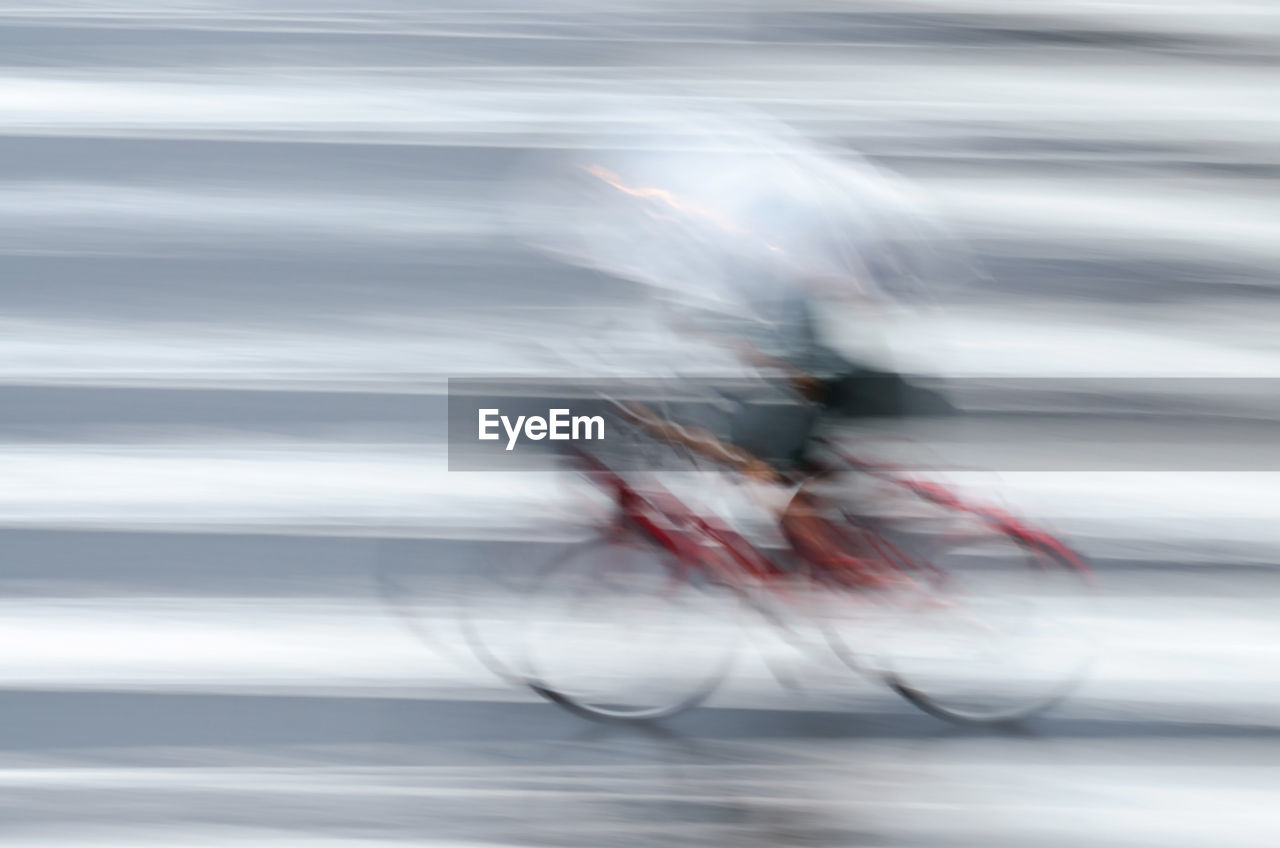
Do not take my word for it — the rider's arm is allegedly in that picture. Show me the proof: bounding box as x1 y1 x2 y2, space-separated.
727 340 829 403
617 401 783 483
659 298 829 403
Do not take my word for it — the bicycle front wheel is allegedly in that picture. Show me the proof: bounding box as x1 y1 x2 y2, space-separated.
520 536 739 721
882 534 1096 724
820 528 1097 724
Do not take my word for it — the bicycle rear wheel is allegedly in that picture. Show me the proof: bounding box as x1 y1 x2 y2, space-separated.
520 535 739 721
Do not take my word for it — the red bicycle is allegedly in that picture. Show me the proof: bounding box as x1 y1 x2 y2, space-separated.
462 416 1098 725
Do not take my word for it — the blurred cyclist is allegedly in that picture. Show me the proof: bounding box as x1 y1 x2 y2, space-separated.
613 273 950 585
515 105 959 576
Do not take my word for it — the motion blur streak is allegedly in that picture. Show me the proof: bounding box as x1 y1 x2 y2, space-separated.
0 1 1277 847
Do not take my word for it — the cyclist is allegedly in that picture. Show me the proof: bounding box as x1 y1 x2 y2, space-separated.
614 273 950 585
517 107 957 573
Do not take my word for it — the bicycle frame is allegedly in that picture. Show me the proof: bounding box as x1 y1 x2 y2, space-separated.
566 435 1094 600
568 445 784 589
810 438 1096 584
